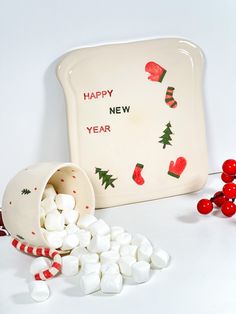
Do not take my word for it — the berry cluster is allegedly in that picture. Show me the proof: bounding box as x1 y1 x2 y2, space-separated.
197 159 236 217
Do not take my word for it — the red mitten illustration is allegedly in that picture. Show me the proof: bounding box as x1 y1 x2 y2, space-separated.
145 61 166 82
132 163 145 185
168 157 187 178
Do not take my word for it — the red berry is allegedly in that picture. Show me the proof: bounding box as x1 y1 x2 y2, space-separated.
221 172 235 183
211 191 228 207
221 201 236 217
197 199 213 215
222 159 236 175
223 183 236 199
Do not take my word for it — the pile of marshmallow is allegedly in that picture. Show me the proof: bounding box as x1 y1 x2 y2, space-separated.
29 183 170 301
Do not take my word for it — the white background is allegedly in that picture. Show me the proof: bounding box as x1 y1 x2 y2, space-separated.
0 0 236 201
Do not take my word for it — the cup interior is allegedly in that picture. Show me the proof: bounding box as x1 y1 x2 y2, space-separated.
48 165 94 214
40 164 95 249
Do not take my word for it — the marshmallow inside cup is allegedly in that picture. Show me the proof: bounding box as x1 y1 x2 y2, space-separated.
40 165 95 251
1 162 95 249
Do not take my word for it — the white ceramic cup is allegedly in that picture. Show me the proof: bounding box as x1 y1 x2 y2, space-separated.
2 162 95 247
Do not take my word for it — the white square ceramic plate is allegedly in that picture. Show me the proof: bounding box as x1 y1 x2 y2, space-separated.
57 38 208 208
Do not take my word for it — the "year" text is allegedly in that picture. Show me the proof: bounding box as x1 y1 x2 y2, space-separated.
86 125 111 134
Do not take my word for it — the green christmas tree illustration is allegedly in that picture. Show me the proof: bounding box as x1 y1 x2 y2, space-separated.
21 188 31 195
95 167 117 189
159 122 173 149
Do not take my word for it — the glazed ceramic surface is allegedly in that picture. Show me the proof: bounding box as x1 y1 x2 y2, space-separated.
2 162 95 247
57 38 208 208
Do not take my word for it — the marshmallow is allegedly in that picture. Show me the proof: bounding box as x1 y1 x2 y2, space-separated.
132 261 150 283
101 263 120 275
47 229 67 238
111 226 124 240
137 243 153 262
30 257 52 275
79 273 100 295
44 212 65 231
62 209 79 225
132 233 151 247
44 230 66 249
100 251 120 264
77 229 91 248
55 193 75 211
81 262 101 275
61 255 79 276
101 273 123 294
65 223 80 234
61 233 80 250
118 256 136 276
47 209 61 215
70 246 88 260
41 197 57 214
115 232 132 246
120 244 137 258
151 248 170 269
29 280 50 302
88 234 110 253
110 241 121 252
80 253 99 266
40 227 48 240
88 219 110 236
42 183 57 200
77 214 97 229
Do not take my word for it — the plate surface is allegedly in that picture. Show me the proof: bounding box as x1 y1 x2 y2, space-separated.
57 38 208 208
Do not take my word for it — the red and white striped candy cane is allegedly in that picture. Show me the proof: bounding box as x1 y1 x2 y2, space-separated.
12 238 62 281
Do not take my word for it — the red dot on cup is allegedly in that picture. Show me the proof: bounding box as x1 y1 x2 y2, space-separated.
32 231 35 235
73 190 76 194
86 205 89 209
72 176 76 179
61 179 64 182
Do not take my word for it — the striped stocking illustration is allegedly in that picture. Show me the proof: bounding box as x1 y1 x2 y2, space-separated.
165 87 177 108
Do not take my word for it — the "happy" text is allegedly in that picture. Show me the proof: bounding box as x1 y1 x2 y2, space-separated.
84 90 113 101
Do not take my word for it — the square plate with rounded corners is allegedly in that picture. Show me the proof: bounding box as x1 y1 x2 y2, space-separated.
57 38 208 208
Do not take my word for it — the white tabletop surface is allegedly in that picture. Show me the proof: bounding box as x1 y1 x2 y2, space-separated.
1 173 235 314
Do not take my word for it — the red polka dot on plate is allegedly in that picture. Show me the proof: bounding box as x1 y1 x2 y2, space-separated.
72 175 76 179
32 231 35 235
73 190 76 194
86 205 89 209
34 187 37 191
9 201 12 205
61 179 64 182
